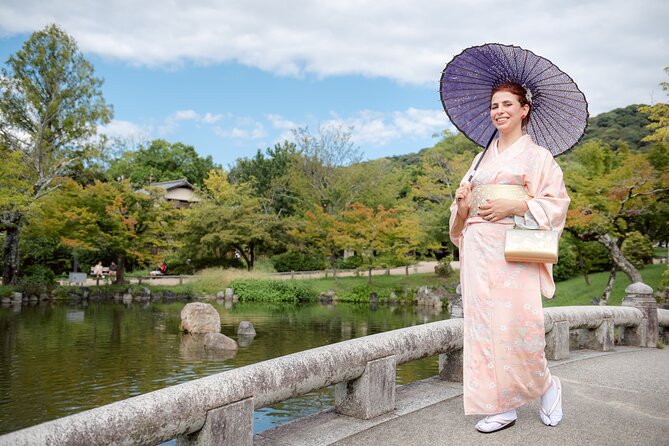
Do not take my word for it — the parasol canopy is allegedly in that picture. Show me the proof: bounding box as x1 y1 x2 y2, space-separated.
440 43 588 157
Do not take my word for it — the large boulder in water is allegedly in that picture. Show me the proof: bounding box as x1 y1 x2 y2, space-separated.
180 302 221 334
204 333 238 351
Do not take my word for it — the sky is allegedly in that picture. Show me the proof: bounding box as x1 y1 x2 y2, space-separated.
0 0 667 168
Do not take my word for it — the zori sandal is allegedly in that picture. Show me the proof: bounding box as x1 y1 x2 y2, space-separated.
540 376 563 426
475 414 517 433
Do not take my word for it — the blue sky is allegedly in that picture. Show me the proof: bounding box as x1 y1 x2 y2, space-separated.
0 1 667 168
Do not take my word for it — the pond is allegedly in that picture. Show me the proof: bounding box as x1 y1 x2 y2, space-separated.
0 299 449 437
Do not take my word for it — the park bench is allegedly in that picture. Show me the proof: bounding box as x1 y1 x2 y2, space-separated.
89 266 111 276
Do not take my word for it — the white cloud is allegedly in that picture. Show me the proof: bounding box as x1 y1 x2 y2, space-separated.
172 109 200 121
214 122 266 140
321 108 451 146
99 119 150 142
202 112 226 124
1 1 666 114
267 114 299 130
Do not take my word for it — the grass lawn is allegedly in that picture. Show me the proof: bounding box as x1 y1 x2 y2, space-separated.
547 263 666 307
288 263 665 307
298 272 456 296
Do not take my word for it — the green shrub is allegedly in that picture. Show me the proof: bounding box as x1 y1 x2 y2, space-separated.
17 265 56 296
554 238 579 281
660 265 669 288
621 231 654 269
271 252 326 272
0 285 15 299
338 284 392 302
434 257 453 278
229 279 316 302
338 255 363 270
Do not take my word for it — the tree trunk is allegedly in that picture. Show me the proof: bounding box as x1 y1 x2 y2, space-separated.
367 267 372 284
596 233 643 283
1 212 22 285
578 251 590 285
599 266 617 305
116 254 126 284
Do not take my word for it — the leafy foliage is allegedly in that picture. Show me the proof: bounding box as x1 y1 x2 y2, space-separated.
621 231 655 269
106 139 219 187
582 105 652 149
271 252 326 272
228 279 316 302
0 24 112 284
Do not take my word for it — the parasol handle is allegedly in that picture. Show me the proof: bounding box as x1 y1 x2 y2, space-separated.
466 129 498 182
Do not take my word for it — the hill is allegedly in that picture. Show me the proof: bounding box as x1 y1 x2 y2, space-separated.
581 104 652 149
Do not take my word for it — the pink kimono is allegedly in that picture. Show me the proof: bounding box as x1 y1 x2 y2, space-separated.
449 135 570 415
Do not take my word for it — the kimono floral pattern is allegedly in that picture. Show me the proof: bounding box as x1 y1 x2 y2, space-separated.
449 135 570 415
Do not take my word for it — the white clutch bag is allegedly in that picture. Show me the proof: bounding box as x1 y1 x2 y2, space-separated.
504 202 559 264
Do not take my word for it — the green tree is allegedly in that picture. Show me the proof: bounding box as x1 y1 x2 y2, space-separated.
288 125 365 214
179 169 281 270
228 141 298 216
639 66 669 144
106 139 219 187
0 24 112 284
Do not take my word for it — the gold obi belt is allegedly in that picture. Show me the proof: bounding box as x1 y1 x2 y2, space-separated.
469 184 531 218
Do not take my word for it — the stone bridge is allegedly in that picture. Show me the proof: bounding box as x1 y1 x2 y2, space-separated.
1 283 667 446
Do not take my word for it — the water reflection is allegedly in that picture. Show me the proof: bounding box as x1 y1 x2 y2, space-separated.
0 300 448 436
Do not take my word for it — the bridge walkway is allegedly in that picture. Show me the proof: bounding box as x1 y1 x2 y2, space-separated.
256 347 669 446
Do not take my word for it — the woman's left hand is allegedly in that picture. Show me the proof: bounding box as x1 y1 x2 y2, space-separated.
478 198 528 222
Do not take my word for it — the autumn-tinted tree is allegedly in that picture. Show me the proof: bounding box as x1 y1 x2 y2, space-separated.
333 203 406 284
410 131 477 258
289 206 340 275
0 24 112 284
26 179 175 283
562 140 668 301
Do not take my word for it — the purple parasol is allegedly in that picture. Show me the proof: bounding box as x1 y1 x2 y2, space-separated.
440 43 588 157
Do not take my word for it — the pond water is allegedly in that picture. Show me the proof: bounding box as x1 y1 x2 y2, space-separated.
0 299 448 437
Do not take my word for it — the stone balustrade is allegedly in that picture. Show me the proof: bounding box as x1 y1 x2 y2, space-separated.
658 308 669 342
1 281 665 446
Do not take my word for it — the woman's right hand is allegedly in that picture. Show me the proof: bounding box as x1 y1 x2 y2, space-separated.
455 183 472 219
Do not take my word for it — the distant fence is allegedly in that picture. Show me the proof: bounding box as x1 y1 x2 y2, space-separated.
2 282 667 446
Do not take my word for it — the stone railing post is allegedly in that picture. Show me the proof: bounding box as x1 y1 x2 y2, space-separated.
176 398 253 446
622 282 658 347
335 355 396 419
545 320 570 360
586 317 614 351
438 350 463 381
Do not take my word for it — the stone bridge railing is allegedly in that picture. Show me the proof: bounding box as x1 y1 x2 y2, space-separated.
1 283 667 446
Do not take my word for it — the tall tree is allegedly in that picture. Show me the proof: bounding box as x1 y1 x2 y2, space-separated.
106 139 219 187
0 24 112 284
288 125 365 214
228 141 298 217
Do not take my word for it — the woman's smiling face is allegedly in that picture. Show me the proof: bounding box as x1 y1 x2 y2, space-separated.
490 91 529 134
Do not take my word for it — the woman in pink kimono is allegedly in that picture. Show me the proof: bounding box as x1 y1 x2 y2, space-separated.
449 82 570 433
